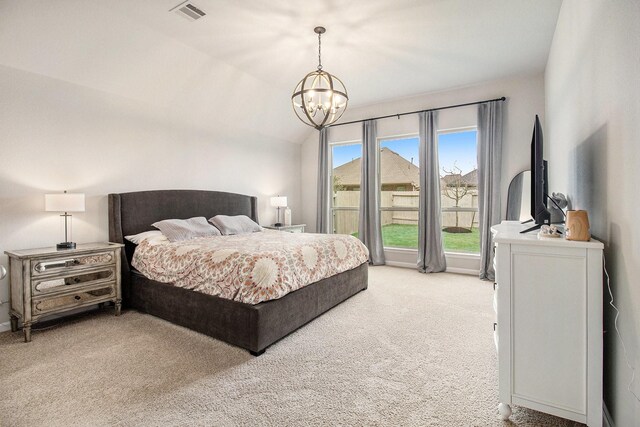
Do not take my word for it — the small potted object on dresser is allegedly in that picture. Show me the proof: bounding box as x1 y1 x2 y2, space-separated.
565 210 590 241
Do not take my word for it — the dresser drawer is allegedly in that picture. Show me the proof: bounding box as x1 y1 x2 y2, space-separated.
32 266 116 295
31 251 115 276
32 284 116 315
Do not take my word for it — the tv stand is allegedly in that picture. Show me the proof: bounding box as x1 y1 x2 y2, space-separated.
520 224 542 234
520 208 551 234
520 222 545 234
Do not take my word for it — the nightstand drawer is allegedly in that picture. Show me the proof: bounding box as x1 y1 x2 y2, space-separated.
32 284 116 315
32 266 116 295
32 251 115 276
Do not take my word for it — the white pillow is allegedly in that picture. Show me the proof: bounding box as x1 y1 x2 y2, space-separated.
152 217 221 242
125 230 168 245
208 215 262 235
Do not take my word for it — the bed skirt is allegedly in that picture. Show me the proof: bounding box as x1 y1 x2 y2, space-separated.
128 262 368 354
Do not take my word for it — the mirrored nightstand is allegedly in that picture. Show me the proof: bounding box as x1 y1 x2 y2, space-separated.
264 224 306 233
4 242 124 342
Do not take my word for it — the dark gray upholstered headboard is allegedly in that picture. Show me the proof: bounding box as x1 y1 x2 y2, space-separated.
108 190 258 294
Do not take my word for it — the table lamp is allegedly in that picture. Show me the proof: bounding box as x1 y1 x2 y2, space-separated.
45 191 85 250
270 196 287 227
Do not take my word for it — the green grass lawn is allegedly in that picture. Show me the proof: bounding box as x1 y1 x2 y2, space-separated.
352 224 480 253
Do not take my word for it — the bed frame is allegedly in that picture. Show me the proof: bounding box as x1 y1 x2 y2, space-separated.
108 189 368 356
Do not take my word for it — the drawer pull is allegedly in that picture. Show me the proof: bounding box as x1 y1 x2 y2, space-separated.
74 295 81 300
35 259 78 273
493 282 497 290
493 322 497 331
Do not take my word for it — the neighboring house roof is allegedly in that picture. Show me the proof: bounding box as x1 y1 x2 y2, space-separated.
333 149 477 189
462 169 478 185
441 169 478 187
333 148 420 187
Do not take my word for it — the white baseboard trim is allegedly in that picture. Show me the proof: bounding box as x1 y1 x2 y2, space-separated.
603 402 614 427
384 260 416 269
0 321 11 333
446 267 479 276
383 261 479 276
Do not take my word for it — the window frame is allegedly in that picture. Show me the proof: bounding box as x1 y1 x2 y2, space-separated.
329 139 362 234
437 126 480 254
377 134 420 249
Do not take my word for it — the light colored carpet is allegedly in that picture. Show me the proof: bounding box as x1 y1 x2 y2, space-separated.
0 266 583 426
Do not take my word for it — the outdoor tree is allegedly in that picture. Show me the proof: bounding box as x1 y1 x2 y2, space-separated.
441 164 472 232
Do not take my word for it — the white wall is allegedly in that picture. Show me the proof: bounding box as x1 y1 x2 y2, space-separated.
0 65 301 324
545 1 640 424
301 73 545 271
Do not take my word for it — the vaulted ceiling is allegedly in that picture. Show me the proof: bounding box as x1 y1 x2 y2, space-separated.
0 0 562 144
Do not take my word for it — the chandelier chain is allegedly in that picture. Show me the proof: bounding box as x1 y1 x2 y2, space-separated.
317 32 322 70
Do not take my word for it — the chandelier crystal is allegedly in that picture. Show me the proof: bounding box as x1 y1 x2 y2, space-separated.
291 27 348 130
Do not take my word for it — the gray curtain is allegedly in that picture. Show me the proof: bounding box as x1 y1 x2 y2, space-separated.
417 111 446 273
316 127 331 234
477 101 504 280
358 120 385 265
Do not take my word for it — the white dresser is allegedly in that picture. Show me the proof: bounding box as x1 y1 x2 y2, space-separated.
491 221 603 426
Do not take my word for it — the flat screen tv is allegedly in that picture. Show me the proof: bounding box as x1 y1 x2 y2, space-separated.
521 115 551 233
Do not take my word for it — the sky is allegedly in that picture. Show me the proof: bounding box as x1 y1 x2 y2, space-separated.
332 130 478 175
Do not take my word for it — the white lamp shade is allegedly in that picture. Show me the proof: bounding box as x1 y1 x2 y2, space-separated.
45 193 85 212
270 196 288 207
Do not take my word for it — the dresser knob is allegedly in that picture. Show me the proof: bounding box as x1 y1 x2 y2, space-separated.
74 295 81 300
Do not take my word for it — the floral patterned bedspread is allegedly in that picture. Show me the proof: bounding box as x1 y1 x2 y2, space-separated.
131 230 369 305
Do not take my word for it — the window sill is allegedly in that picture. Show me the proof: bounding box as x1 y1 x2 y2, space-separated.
383 247 480 259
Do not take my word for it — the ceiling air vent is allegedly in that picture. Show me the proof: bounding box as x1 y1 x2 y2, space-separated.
171 2 206 21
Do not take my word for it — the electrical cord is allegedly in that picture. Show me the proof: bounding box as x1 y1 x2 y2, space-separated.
603 254 640 403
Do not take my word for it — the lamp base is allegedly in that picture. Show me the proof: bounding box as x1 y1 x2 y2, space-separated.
56 242 76 250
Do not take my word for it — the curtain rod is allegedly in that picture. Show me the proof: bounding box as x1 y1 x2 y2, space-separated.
327 96 506 128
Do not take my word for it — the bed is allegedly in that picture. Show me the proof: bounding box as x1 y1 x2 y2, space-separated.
108 189 368 356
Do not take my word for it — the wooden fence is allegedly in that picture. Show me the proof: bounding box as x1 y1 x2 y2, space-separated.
332 190 478 235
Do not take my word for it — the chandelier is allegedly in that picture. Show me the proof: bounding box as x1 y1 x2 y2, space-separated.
291 26 348 130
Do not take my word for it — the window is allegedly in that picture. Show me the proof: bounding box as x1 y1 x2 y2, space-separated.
379 136 420 249
330 141 362 235
438 128 480 254
328 128 481 256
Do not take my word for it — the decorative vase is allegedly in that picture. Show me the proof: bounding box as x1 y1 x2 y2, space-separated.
284 208 292 226
565 210 590 241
